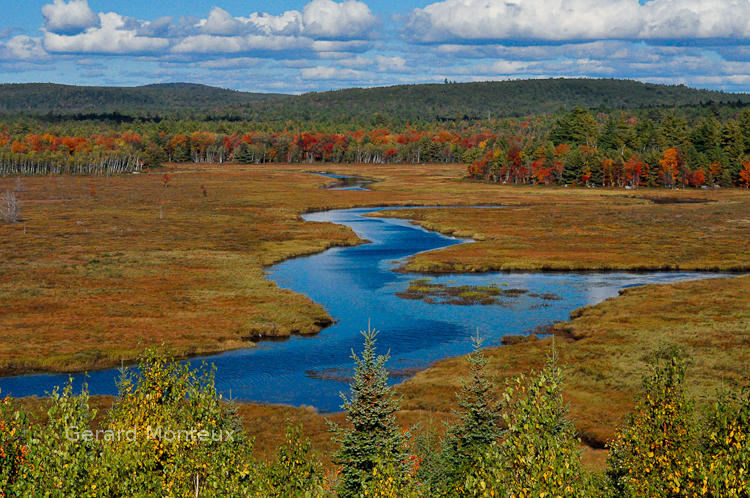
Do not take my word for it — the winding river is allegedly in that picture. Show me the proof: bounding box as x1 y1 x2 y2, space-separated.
0 181 729 411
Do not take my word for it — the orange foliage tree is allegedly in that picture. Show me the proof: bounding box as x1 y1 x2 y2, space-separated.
740 161 750 188
658 147 682 188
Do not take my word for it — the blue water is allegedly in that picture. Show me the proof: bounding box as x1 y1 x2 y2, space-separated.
0 206 728 412
311 172 374 190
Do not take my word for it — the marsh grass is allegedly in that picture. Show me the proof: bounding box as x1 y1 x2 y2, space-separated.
397 275 750 464
396 278 533 305
0 163 748 375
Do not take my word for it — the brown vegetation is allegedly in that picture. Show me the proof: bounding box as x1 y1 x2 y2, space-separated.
397 275 750 455
1 163 748 375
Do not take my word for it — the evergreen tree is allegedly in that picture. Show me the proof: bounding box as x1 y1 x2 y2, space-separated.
330 323 409 497
550 107 598 146
441 335 502 480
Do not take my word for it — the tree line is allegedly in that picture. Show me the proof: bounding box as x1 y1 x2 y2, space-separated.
2 105 750 186
0 329 747 496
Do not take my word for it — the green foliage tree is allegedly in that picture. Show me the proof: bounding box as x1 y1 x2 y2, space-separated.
607 348 701 496
698 389 750 495
0 392 32 493
462 349 592 497
329 324 409 497
550 107 598 146
261 424 324 497
92 349 255 496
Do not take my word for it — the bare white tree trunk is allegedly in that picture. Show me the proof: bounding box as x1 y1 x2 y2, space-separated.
1 190 20 223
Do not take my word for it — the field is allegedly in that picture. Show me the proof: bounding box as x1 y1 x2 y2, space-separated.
3 162 749 474
1 163 748 376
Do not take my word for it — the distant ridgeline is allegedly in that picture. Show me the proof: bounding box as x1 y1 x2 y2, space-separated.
0 79 749 186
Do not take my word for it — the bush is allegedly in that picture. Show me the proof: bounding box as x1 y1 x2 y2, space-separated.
698 389 750 496
0 393 32 495
607 349 701 496
261 424 324 496
91 350 256 496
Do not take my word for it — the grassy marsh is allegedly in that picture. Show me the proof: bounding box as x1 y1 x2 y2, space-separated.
397 275 750 452
1 163 748 376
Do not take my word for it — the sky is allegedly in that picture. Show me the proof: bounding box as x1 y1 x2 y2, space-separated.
2 0 750 94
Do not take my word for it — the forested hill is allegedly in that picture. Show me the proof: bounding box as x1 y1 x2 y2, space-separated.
0 82 288 114
265 78 750 122
1 78 748 122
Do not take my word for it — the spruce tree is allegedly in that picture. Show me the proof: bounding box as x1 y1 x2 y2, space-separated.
441 335 502 477
330 323 408 497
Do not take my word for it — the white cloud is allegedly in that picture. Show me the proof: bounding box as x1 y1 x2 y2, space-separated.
0 36 48 61
44 12 170 54
337 55 409 72
242 11 304 37
171 34 309 54
300 65 369 80
42 0 99 34
199 7 245 36
301 0 378 40
191 0 377 42
38 1 377 58
406 0 750 44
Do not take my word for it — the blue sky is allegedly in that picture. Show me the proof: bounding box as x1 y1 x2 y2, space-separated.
2 0 750 93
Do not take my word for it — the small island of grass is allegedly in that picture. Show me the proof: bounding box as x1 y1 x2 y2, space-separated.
396 278 561 305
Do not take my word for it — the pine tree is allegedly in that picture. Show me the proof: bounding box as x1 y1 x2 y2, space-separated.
330 323 408 497
441 335 502 477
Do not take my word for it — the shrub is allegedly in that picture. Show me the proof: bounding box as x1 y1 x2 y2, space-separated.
0 393 32 495
261 424 324 496
608 347 749 497
91 350 256 496
698 389 750 496
607 348 701 496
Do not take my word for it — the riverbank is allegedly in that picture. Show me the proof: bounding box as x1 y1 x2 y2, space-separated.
397 274 750 449
1 163 749 375
372 189 750 273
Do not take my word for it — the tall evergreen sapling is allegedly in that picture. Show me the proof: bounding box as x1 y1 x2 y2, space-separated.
329 323 409 497
441 335 502 476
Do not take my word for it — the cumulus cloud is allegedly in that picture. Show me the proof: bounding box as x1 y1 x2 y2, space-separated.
39 0 378 57
172 33 309 54
42 0 99 34
44 12 170 54
198 7 246 36
0 35 48 61
406 0 750 44
301 0 378 40
301 65 369 80
8 0 750 92
337 55 409 72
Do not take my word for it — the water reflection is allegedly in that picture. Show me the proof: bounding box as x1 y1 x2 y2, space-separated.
0 207 727 412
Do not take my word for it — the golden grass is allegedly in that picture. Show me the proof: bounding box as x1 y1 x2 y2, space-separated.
374 188 750 273
396 275 750 456
1 163 748 377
